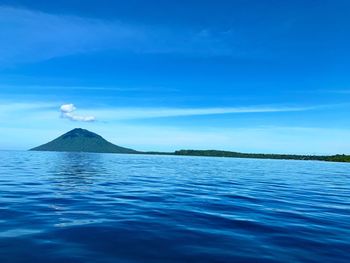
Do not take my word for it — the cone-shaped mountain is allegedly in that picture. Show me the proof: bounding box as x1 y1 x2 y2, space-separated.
30 128 137 154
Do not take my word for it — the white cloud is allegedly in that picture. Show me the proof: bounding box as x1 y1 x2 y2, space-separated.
60 104 95 122
60 104 76 113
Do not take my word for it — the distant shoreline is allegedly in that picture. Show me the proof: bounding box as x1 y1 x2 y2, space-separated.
30 148 350 163
144 150 350 163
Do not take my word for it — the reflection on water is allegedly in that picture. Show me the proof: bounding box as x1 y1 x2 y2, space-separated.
48 152 107 188
0 151 350 263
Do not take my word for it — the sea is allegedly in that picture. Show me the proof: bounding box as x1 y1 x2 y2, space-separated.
0 150 349 262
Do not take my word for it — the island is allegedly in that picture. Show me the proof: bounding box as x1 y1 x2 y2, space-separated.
30 128 137 154
30 128 350 163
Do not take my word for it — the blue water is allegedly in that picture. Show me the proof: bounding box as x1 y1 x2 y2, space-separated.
0 151 349 263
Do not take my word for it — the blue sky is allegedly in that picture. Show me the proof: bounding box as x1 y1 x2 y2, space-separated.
0 0 349 154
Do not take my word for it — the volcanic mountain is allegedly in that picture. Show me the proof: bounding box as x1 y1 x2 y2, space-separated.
30 128 138 154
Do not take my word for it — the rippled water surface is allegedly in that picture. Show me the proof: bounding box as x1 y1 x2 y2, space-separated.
0 151 349 262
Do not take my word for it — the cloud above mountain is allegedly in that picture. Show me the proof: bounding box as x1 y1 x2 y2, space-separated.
60 104 95 122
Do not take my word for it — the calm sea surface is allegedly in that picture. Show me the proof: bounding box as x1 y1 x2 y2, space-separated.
0 151 349 263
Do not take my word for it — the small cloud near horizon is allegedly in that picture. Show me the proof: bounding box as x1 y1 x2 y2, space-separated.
60 104 95 122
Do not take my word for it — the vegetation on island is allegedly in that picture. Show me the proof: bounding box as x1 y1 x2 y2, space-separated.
324 154 350 163
174 150 350 163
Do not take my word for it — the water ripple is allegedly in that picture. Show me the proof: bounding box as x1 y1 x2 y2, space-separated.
0 151 350 262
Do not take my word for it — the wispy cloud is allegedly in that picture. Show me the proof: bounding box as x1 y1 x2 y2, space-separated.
87 105 320 120
60 104 95 122
322 89 350 94
0 102 57 114
0 6 141 66
0 6 236 67
0 84 179 93
0 101 325 123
